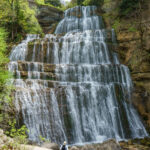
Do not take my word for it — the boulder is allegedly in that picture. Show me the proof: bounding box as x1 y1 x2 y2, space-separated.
21 144 53 150
0 129 4 135
98 139 121 150
41 142 59 150
28 0 63 33
70 139 121 150
70 146 79 150
0 138 3 145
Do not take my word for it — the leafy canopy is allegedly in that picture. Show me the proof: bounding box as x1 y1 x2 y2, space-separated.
83 0 103 6
64 0 104 9
0 28 10 89
45 0 61 7
0 0 42 41
119 0 140 16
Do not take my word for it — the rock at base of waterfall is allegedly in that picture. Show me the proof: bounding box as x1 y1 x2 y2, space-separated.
21 144 53 150
70 146 79 150
41 142 59 150
98 139 121 150
0 129 14 149
70 139 121 150
119 138 150 150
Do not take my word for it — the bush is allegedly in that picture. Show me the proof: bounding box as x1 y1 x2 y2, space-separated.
35 0 45 5
83 0 103 6
0 28 10 91
45 0 61 7
77 0 84 5
18 0 42 34
64 0 78 9
5 119 28 144
119 0 139 16
0 0 42 41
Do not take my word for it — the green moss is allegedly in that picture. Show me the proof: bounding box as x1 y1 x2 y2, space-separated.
112 19 121 30
83 0 103 6
36 1 62 11
128 26 137 32
35 0 45 5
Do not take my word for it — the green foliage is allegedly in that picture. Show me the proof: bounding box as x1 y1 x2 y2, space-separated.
0 0 42 41
112 19 121 30
0 28 10 91
128 26 137 32
0 140 23 150
39 135 47 142
119 0 139 16
83 0 103 6
64 0 78 9
18 0 42 34
0 0 14 26
64 0 104 9
39 135 50 143
45 0 61 7
0 27 15 136
5 119 28 144
77 0 84 5
35 0 45 5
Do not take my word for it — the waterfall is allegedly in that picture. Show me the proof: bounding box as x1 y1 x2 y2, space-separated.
9 6 148 144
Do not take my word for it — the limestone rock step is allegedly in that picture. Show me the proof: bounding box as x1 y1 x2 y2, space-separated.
14 71 56 80
10 62 131 85
13 79 130 91
132 72 150 81
9 61 56 73
26 43 118 63
10 61 123 72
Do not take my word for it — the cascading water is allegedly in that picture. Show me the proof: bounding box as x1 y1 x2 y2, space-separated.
9 6 148 145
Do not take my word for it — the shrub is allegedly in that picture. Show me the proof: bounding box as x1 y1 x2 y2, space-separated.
0 0 42 41
18 0 42 34
119 0 139 16
35 0 45 5
45 0 61 7
5 119 28 144
83 0 103 6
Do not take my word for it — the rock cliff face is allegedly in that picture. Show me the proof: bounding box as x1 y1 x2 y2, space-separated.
28 0 63 33
102 0 150 132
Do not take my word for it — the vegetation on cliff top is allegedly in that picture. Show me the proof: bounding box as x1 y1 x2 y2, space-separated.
65 0 141 16
0 0 42 41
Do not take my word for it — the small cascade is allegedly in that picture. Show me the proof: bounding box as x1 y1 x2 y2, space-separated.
9 6 148 144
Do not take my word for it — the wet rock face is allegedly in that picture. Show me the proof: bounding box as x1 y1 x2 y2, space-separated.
28 0 63 33
119 138 150 150
116 10 150 132
37 5 63 33
0 129 15 149
102 0 150 132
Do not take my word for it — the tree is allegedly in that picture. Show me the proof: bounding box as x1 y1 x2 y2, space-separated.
77 0 84 5
83 0 103 6
0 0 42 41
45 0 61 7
0 27 13 130
119 0 139 16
